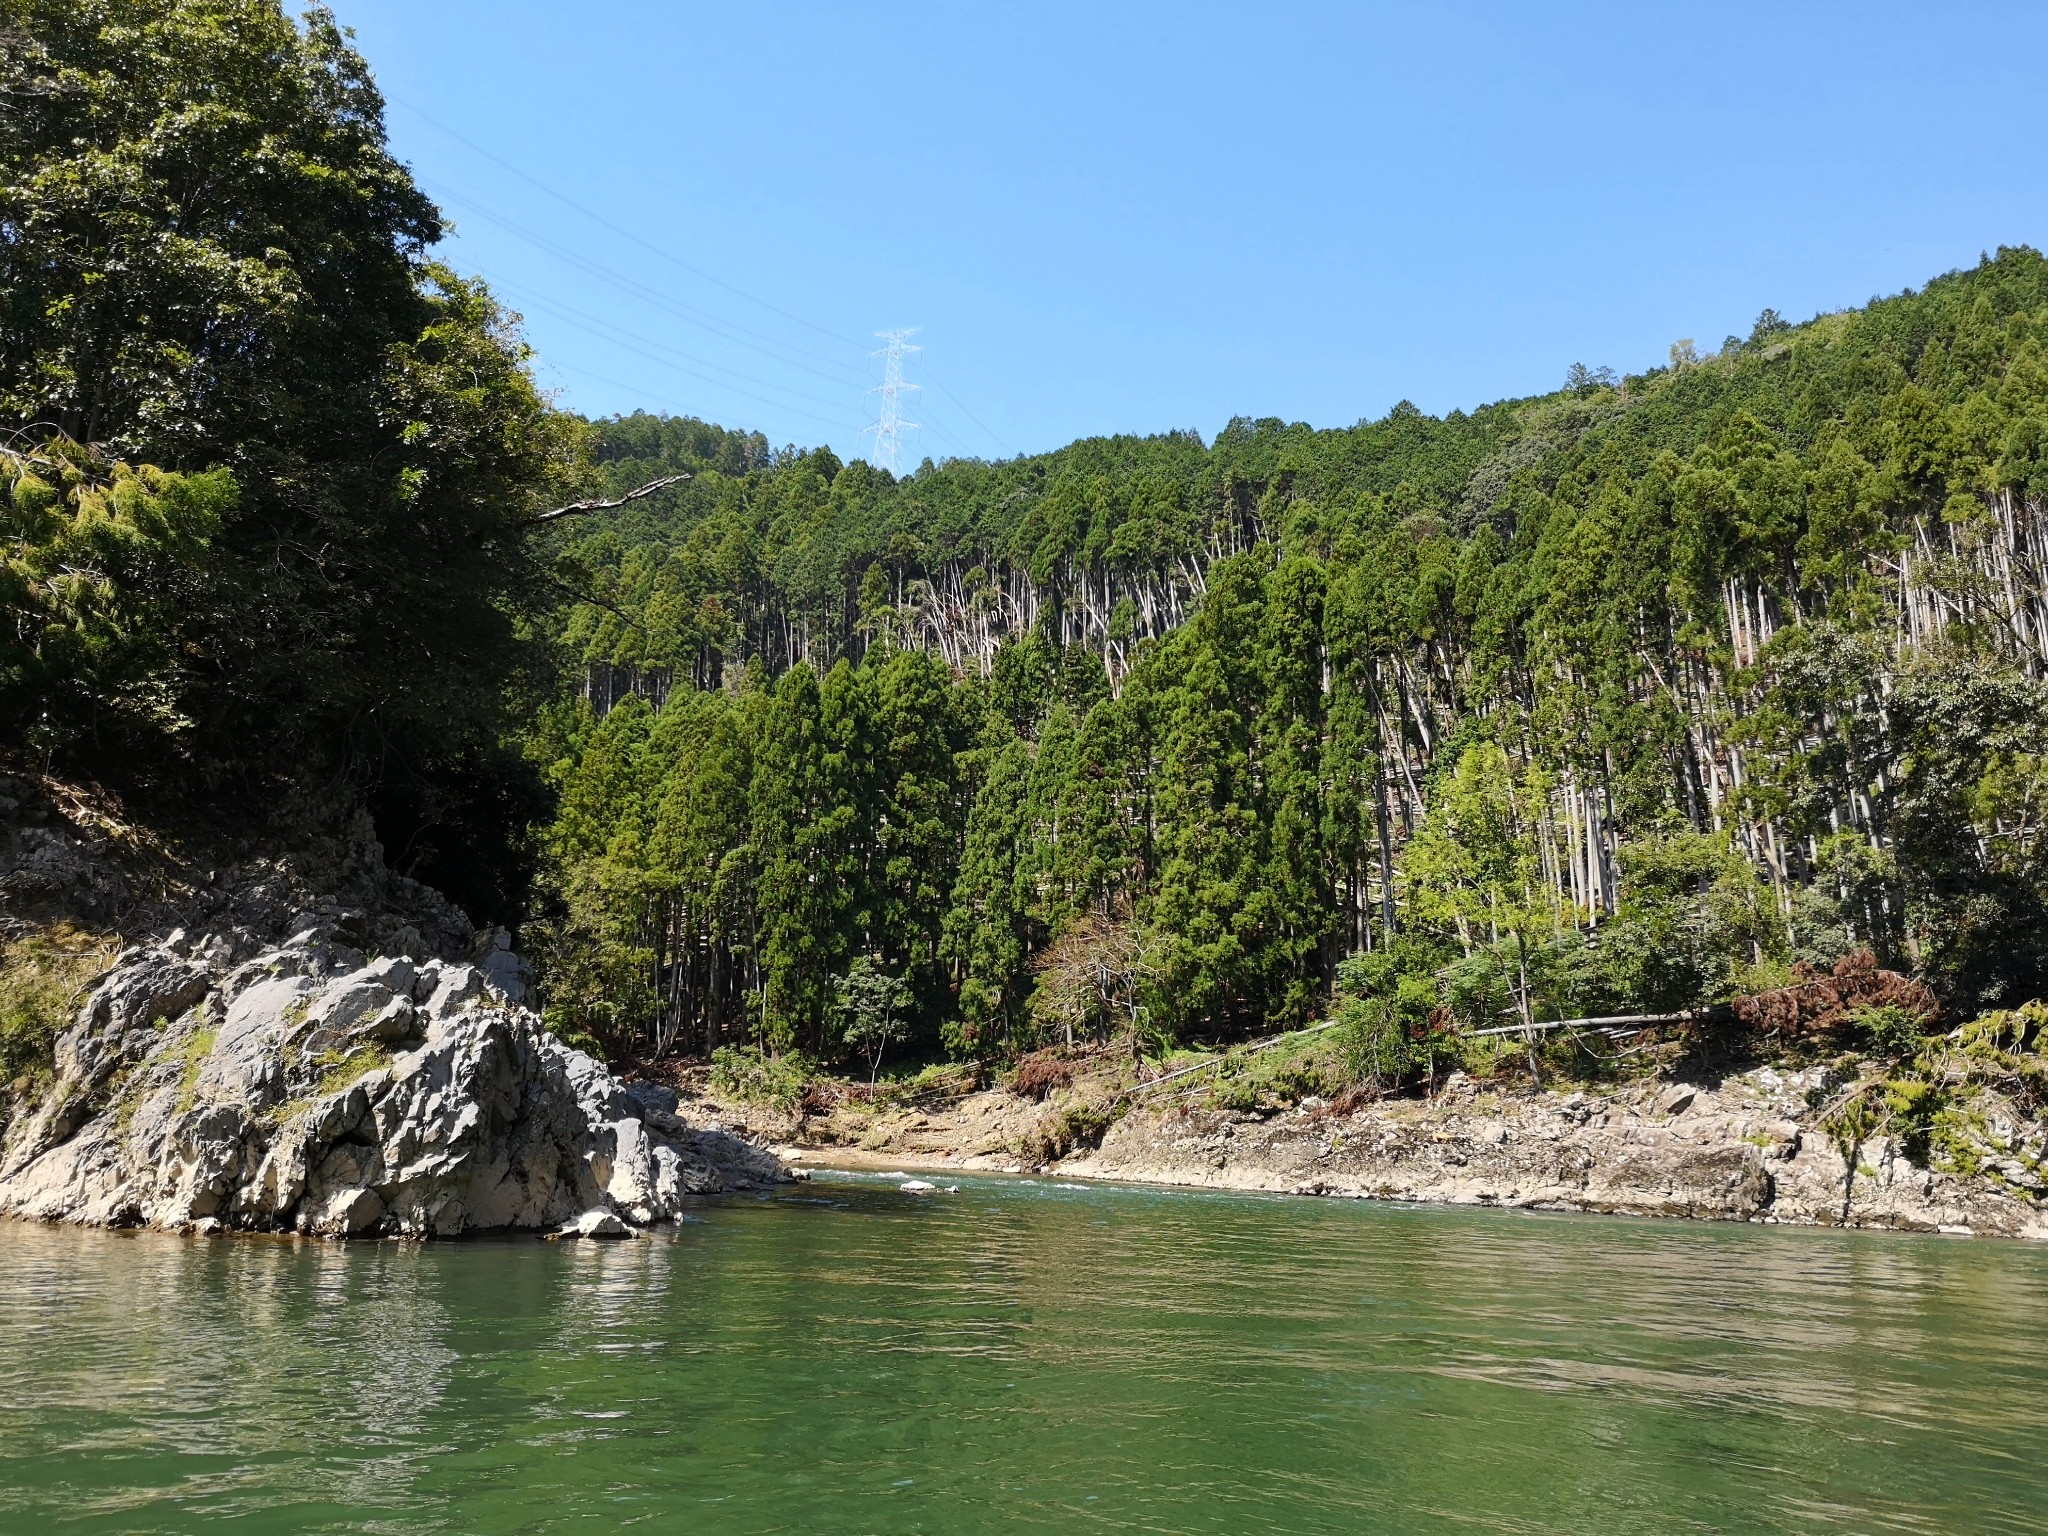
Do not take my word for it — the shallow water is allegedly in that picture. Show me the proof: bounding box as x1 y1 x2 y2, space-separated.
2 1173 2046 1533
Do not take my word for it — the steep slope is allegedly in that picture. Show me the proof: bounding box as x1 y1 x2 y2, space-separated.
533 250 2048 1065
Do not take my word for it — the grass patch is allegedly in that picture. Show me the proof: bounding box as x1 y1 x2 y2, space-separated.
168 1019 220 1115
315 1042 393 1098
0 923 118 1090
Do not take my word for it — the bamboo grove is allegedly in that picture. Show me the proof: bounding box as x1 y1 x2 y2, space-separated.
529 249 2048 1065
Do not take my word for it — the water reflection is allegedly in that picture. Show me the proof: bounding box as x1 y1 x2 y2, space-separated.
2 1181 2047 1534
0 1226 460 1525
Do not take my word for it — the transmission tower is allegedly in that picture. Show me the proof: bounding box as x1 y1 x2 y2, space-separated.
864 328 921 474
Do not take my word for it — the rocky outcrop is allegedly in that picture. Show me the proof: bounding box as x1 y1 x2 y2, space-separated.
0 930 783 1237
1067 1067 2048 1238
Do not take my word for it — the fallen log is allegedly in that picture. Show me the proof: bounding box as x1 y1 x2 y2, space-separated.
1463 1009 1711 1039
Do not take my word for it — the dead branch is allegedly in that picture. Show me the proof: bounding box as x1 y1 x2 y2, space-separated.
527 474 690 526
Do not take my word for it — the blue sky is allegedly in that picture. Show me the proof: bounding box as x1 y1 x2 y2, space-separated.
331 1 2048 466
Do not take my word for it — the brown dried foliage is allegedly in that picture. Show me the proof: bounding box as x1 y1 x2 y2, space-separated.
1316 1084 1380 1119
1008 1050 1075 1102
800 1079 843 1115
1729 951 1938 1039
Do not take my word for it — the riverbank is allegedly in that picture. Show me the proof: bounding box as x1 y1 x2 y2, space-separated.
677 1055 2048 1240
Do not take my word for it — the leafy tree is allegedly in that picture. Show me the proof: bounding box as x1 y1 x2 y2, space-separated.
2 1 582 826
945 733 1037 1055
523 245 2048 1065
835 956 910 1083
1408 744 1574 1080
2 442 232 747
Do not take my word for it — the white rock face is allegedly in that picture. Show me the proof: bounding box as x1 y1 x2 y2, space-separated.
0 933 782 1237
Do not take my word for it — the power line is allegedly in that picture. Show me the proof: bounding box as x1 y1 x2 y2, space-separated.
391 97 869 353
913 411 974 461
426 180 866 387
919 362 1009 457
524 294 866 432
541 358 723 424
389 111 1008 458
492 275 867 418
864 330 921 475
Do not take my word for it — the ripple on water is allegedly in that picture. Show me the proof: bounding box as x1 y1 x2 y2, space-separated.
2 1182 2047 1534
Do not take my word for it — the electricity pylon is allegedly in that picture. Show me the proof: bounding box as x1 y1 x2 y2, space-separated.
864 328 920 474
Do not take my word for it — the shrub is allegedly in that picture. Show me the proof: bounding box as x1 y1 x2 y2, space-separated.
1207 1076 1263 1114
708 1045 813 1114
1332 944 1441 1091
1851 1002 1929 1059
1730 951 1938 1040
1017 1098 1117 1161
1336 996 1412 1089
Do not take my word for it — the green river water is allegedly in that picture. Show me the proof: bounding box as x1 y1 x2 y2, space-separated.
2 1171 2046 1534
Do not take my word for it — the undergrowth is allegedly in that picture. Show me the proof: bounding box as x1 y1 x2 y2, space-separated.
169 1018 220 1114
1820 1001 2048 1201
0 924 118 1089
709 1044 814 1115
315 1042 393 1098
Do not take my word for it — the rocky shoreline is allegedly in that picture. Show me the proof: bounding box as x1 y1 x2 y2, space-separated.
723 1062 2048 1240
6 781 2036 1245
0 930 785 1238
10 924 2044 1240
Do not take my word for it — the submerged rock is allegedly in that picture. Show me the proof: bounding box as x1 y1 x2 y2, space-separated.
0 932 783 1237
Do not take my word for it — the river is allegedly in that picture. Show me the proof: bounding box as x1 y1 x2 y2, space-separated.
2 1171 2045 1533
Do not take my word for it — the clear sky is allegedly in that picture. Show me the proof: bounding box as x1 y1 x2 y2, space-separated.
329 1 2048 466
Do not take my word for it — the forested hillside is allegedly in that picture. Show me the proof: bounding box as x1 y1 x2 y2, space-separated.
8 6 2047 1090
533 256 2048 1069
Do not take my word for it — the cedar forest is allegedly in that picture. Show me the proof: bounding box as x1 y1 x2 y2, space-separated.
8 3 2048 1090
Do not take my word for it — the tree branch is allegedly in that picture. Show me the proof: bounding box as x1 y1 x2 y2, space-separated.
535 570 646 631
526 474 689 526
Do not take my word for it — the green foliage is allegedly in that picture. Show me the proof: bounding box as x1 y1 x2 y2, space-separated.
314 1042 394 1099
708 1045 814 1115
2 445 233 746
2 3 583 865
531 247 2048 1068
1850 1002 1930 1059
12 1 2048 1062
169 1020 220 1115
1565 828 1784 1015
1809 1002 2048 1202
1198 1029 1355 1111
1332 947 1440 1089
1334 997 1413 1090
1016 1097 1118 1163
835 957 910 1084
0 924 116 1087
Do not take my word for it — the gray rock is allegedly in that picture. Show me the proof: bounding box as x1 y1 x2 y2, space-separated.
563 1208 634 1239
0 932 784 1238
1652 1083 1698 1118
477 928 532 1005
